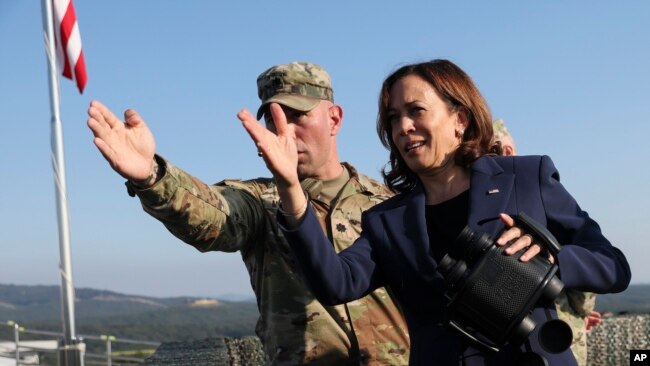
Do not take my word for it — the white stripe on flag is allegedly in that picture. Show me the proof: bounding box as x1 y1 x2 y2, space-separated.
52 0 67 17
67 23 82 66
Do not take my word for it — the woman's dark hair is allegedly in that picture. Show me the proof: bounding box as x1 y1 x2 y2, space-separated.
376 59 499 193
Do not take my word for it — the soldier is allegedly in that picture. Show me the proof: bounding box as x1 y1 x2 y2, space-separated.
86 61 410 365
492 118 601 366
491 119 517 156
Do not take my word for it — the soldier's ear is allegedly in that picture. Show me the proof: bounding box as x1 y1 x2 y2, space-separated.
503 145 516 156
328 104 343 136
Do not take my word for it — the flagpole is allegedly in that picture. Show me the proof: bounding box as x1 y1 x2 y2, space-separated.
41 0 78 347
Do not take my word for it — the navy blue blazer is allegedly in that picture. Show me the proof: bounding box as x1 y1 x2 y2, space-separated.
281 155 631 365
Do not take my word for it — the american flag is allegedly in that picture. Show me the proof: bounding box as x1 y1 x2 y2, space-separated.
52 0 87 93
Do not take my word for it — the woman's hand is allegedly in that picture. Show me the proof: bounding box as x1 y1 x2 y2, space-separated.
496 213 553 263
237 103 307 221
237 103 300 189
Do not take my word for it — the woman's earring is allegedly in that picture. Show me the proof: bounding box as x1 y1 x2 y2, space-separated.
456 129 465 138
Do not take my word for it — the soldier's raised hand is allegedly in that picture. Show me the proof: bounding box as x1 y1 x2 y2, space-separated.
87 100 156 183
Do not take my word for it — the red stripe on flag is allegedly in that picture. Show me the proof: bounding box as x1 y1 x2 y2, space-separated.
59 1 76 79
74 51 87 93
53 0 87 93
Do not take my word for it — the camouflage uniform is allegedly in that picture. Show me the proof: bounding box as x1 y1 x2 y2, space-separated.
555 290 597 366
127 160 410 365
255 61 336 120
492 119 510 141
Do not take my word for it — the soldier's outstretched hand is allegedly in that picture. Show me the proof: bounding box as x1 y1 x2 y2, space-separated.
87 100 156 182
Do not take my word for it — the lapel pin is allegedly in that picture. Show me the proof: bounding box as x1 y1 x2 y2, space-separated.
487 188 499 195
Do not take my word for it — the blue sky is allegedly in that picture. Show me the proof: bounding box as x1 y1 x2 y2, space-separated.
1 1 648 299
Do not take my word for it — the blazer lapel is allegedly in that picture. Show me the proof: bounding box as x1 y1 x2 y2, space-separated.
379 183 439 280
376 156 516 281
467 156 516 237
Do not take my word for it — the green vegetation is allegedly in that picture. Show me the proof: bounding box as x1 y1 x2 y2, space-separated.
1 282 648 353
0 284 258 355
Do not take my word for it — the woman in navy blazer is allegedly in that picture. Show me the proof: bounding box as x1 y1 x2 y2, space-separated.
238 59 631 365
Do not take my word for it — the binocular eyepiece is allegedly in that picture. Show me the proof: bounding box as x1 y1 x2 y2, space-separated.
437 227 493 290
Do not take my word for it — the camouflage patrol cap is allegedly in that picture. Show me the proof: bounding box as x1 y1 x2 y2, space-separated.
492 119 511 139
256 61 334 120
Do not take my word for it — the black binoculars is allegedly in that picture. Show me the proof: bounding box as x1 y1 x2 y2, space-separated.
437 212 573 363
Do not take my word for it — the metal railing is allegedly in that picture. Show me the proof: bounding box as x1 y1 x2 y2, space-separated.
1 320 160 366
81 334 159 366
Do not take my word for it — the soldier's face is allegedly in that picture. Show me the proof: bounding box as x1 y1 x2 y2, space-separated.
265 101 339 180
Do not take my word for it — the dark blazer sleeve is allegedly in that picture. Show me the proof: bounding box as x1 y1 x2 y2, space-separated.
279 204 385 305
538 155 631 293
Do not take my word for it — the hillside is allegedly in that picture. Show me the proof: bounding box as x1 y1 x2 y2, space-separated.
593 283 650 314
0 284 258 343
1 283 647 345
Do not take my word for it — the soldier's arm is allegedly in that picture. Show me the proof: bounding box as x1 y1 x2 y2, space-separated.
128 156 266 253
565 290 597 317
